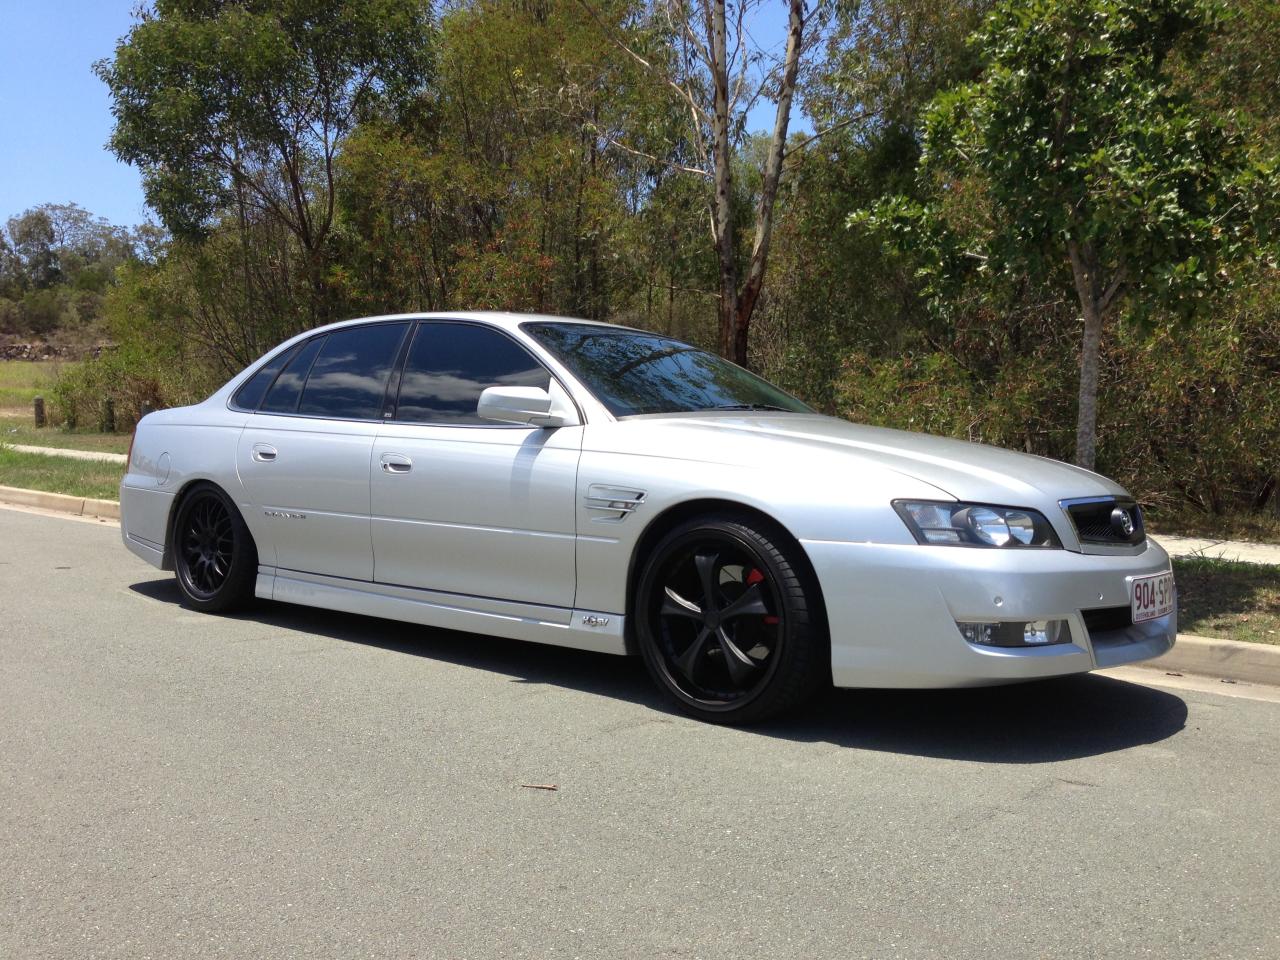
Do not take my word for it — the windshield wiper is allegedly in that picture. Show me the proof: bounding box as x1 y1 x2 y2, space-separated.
704 403 789 412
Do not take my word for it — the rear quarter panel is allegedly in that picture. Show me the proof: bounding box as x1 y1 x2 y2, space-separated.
120 403 251 565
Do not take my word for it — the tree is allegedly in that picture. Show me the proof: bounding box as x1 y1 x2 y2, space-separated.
854 0 1276 469
95 0 435 320
6 209 59 290
337 0 663 323
593 0 820 365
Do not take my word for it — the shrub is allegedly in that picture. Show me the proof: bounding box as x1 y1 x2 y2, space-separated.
836 277 1280 518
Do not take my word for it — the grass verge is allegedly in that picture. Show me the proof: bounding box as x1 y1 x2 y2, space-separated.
1173 556 1280 646
0 413 131 454
0 446 123 501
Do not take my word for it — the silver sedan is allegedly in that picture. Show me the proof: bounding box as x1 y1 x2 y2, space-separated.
120 312 1176 723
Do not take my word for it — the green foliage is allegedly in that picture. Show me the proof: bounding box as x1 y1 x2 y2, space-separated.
48 253 234 430
35 0 1279 519
858 0 1274 318
334 0 709 334
1105 278 1280 513
96 0 435 244
837 268 1280 514
0 204 143 337
853 0 1279 470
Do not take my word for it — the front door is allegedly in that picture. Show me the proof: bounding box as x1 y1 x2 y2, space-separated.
370 321 581 608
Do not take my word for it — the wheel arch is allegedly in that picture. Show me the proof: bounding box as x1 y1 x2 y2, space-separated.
160 477 247 571
623 497 830 656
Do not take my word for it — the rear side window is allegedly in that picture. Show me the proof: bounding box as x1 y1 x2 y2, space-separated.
261 336 325 414
232 344 297 411
297 322 410 420
395 322 550 424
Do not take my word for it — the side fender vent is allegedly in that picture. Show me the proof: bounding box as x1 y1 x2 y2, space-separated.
585 484 646 523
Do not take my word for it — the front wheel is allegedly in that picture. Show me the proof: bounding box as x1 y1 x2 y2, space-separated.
172 483 258 613
634 514 828 724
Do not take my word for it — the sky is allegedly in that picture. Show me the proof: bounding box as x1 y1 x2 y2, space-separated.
0 1 147 228
0 1 806 232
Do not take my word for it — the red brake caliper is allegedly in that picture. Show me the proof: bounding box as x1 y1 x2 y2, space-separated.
747 569 780 625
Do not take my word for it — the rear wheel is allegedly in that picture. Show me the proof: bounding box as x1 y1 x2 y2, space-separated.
635 514 827 724
172 483 258 613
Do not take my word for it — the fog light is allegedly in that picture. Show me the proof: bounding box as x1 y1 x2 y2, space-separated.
958 619 1071 647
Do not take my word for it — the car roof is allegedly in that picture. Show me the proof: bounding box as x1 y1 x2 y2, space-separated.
298 311 631 338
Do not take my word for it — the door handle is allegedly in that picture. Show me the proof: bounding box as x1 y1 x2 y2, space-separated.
380 453 413 474
252 443 278 462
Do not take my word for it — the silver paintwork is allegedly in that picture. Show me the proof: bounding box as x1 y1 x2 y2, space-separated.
120 311 1175 687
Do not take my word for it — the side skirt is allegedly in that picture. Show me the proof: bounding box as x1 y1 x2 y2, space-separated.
255 565 628 656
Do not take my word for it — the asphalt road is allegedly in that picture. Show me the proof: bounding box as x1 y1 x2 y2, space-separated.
2 506 1277 960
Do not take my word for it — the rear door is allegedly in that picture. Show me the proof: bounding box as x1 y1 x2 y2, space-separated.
370 320 581 608
236 322 410 581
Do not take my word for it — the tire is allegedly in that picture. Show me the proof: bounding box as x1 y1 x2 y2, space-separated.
172 482 258 613
634 513 828 724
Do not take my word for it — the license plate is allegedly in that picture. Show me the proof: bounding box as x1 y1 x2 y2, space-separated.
1131 571 1175 624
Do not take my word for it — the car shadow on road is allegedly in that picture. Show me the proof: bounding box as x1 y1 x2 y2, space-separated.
131 577 1188 764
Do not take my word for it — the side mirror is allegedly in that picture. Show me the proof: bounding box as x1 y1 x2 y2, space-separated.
477 385 577 427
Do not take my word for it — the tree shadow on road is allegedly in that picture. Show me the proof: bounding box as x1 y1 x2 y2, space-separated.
131 576 1188 764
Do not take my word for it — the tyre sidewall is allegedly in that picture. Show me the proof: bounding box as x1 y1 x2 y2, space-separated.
172 483 257 613
634 515 822 724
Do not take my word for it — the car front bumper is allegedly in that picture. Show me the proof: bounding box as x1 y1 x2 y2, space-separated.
801 537 1176 689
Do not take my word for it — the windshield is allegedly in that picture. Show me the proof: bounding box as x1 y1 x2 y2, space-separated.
523 322 811 418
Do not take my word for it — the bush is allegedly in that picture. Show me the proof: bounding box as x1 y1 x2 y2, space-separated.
49 260 225 429
835 279 1280 518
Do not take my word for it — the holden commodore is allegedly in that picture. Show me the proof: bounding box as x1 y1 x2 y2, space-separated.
120 312 1176 723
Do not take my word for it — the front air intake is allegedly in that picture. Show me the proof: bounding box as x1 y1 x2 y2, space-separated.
1060 497 1145 547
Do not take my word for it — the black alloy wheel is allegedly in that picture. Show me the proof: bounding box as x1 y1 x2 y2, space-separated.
635 514 826 724
173 483 257 612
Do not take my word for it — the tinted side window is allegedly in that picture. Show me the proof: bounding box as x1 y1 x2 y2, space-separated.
232 344 297 411
396 322 550 424
261 336 325 414
298 322 410 420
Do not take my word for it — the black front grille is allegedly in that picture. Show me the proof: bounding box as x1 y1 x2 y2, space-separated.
1064 498 1145 546
1082 606 1133 634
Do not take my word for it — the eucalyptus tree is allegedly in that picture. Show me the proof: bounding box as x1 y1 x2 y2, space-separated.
589 0 830 365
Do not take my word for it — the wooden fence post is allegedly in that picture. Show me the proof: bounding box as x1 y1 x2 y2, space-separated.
33 396 45 428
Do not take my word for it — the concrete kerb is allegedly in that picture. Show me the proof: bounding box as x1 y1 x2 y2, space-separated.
1136 633 1280 688
1 484 1276 687
0 484 120 521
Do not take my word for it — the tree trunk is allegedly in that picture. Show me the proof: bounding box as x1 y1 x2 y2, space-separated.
1075 300 1103 471
705 0 739 359
1067 239 1110 471
728 0 805 367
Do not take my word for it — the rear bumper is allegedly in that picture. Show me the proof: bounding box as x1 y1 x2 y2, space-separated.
120 481 175 570
801 537 1176 689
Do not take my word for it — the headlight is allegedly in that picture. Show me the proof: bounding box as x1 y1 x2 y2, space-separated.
893 500 1061 547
